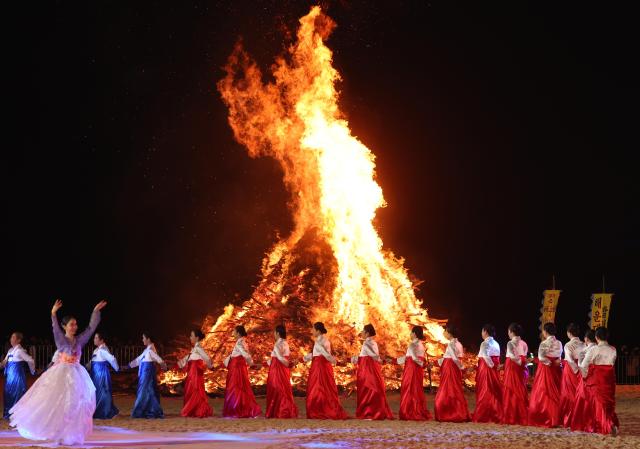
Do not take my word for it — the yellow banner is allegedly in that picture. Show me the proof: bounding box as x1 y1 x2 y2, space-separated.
590 293 613 329
539 289 561 330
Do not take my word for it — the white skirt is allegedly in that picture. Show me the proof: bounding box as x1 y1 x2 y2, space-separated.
10 361 96 445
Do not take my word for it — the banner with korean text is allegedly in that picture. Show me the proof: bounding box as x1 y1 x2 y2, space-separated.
589 293 613 329
539 289 561 331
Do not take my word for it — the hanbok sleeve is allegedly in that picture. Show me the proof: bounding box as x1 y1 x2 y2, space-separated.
538 341 551 366
77 310 101 348
177 354 189 369
18 347 36 374
564 342 580 374
129 351 144 369
579 345 596 378
316 338 336 365
236 339 254 365
360 339 381 363
102 348 119 371
506 341 521 365
272 340 289 366
478 340 494 368
195 345 213 369
407 343 424 367
51 314 67 349
148 347 165 365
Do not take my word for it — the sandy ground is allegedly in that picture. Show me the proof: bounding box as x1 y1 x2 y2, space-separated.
0 386 638 449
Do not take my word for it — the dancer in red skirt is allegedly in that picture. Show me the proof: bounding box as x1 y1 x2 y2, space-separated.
265 324 298 418
351 324 393 420
178 329 213 418
572 327 619 435
473 323 502 423
434 324 470 422
393 325 431 421
569 329 596 431
528 322 563 428
501 322 529 425
222 325 261 418
558 323 584 427
304 322 348 419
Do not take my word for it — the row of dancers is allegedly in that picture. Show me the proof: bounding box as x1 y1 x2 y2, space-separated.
1 301 619 445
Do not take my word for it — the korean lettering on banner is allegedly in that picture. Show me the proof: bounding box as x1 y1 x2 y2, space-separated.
539 290 561 330
589 293 613 329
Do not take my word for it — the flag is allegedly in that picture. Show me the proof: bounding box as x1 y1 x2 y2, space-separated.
539 289 561 330
589 293 613 329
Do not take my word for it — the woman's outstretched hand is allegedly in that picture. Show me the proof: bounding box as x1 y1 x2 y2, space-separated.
51 299 63 315
93 300 108 312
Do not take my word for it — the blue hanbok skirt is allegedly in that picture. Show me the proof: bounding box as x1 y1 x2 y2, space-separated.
131 362 163 418
3 362 28 420
90 361 119 419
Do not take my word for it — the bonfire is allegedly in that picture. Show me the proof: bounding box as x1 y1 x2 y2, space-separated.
162 6 475 395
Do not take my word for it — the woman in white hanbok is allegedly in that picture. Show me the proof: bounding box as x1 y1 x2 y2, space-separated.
9 299 107 445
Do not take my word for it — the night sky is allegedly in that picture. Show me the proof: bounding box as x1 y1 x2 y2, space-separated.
5 1 638 349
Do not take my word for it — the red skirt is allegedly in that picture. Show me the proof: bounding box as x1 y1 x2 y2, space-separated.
399 357 431 420
559 361 581 427
306 356 348 419
222 356 261 418
434 358 470 422
355 356 393 420
501 357 528 425
181 360 213 418
265 357 298 418
588 365 619 434
569 376 593 432
528 357 562 427
473 356 502 423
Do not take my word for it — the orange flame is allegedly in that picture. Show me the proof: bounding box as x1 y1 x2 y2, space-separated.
162 6 466 394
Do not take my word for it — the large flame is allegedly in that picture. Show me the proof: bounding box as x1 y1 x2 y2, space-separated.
162 6 470 394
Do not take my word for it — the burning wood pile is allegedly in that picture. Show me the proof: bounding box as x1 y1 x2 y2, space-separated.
161 6 476 395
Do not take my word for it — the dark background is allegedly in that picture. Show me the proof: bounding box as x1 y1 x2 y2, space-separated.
5 1 638 350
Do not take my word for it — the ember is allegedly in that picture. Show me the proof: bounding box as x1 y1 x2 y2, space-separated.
162 6 476 394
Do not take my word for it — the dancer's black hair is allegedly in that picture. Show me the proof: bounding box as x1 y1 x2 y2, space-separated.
595 326 609 341
363 324 376 337
275 324 287 339
482 323 496 337
566 323 580 337
192 329 205 341
543 322 556 336
313 322 328 334
508 323 523 337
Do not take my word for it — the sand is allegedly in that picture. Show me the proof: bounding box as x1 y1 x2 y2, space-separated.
0 386 638 448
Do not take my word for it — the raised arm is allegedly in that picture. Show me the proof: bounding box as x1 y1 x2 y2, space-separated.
77 301 107 347
50 299 69 348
